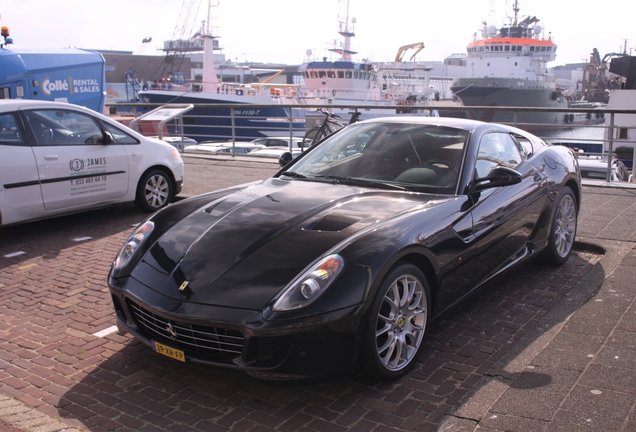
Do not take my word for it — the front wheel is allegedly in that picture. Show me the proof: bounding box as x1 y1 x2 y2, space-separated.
359 263 430 379
542 186 577 265
135 169 174 212
303 126 326 146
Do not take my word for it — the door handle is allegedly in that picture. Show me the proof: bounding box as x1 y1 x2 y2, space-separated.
44 155 58 160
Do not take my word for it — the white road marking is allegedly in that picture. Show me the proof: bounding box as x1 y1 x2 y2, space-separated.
73 236 93 242
4 251 26 258
93 325 119 338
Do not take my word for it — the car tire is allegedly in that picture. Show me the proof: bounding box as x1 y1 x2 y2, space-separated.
135 169 174 213
542 186 577 265
359 263 430 380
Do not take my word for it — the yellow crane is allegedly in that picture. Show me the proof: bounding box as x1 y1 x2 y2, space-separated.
395 42 425 62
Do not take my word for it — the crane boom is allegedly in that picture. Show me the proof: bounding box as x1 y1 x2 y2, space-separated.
395 42 425 62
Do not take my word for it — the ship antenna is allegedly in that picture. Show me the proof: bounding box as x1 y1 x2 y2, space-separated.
513 0 519 26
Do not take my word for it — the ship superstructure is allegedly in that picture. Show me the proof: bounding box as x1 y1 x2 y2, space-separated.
450 0 602 128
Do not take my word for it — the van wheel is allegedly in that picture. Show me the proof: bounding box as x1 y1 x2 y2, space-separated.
135 169 173 212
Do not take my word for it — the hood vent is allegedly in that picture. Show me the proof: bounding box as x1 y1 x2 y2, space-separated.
304 214 363 232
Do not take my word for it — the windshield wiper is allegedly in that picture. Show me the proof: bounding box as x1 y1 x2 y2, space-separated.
280 171 308 179
312 175 408 191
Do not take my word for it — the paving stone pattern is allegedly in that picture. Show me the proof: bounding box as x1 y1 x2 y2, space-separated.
0 158 604 431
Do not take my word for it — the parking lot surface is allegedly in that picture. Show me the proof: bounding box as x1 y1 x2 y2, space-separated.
0 156 633 431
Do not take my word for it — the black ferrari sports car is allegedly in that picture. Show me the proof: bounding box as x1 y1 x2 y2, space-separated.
108 117 581 380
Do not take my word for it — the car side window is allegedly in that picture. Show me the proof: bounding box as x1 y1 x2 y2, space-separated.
24 109 105 146
475 133 523 178
103 122 139 144
0 113 25 145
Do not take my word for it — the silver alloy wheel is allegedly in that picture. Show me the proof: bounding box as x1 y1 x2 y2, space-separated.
554 194 577 257
144 173 169 209
375 274 427 371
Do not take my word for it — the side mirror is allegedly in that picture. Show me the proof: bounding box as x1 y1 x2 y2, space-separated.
278 151 293 168
472 166 522 191
103 130 114 144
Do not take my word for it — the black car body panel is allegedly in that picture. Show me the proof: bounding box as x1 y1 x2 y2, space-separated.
108 117 581 379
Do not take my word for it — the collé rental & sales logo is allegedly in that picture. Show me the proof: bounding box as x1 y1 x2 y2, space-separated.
41 76 73 97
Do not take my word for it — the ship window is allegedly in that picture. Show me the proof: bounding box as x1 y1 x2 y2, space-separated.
345 71 352 78
505 45 510 51
338 71 344 78
620 128 628 139
530 46 535 51
328 71 335 78
540 46 546 52
1 87 11 99
354 71 359 79
310 71 318 78
546 47 552 52
319 71 327 78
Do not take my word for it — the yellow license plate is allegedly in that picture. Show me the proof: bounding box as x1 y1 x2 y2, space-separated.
154 341 185 362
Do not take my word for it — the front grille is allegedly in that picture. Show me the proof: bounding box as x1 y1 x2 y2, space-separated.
128 300 244 360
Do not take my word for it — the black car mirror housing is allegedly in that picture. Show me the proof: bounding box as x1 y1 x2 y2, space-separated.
472 166 523 191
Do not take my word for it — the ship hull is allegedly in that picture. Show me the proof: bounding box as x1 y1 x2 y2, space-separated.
134 91 304 142
451 78 604 130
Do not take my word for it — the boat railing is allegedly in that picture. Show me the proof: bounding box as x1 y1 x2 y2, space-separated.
107 102 636 183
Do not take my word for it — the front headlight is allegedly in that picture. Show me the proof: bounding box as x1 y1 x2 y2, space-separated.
272 254 344 311
113 221 154 270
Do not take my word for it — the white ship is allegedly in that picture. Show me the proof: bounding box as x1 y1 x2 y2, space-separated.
450 0 604 130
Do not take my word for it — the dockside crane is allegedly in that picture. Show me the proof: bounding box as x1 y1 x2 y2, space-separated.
151 0 203 82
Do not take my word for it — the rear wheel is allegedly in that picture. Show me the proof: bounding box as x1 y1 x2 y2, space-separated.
135 169 174 212
542 186 577 265
359 263 430 379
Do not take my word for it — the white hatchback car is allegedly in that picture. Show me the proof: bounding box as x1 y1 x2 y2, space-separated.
0 100 184 226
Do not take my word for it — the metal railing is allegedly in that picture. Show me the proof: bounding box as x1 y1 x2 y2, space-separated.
108 102 636 182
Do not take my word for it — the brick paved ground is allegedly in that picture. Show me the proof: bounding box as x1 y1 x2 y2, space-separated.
0 158 602 431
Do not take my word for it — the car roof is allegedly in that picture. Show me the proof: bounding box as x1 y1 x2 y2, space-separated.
0 99 93 112
356 116 489 130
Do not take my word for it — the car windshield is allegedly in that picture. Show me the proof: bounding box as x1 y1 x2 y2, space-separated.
283 122 469 194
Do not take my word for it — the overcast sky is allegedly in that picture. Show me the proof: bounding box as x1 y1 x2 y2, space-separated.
2 0 634 66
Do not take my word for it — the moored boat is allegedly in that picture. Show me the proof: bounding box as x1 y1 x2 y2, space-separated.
450 0 604 130
136 0 436 141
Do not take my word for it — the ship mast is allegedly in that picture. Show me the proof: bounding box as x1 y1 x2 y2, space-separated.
202 0 219 91
328 0 357 61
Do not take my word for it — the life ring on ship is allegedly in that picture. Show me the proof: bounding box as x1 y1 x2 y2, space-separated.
270 88 281 96
236 89 244 96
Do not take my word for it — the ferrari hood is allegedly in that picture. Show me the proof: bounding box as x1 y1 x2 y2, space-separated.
132 178 443 310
